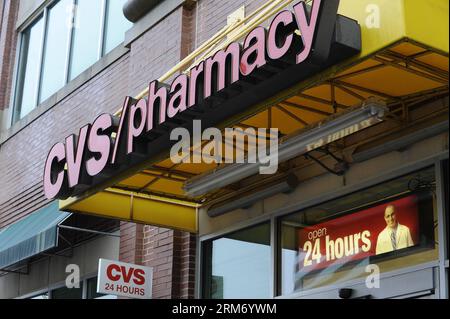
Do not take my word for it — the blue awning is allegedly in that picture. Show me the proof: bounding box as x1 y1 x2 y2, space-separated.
0 202 71 269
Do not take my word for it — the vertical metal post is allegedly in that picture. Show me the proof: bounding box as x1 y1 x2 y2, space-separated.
270 215 278 298
98 0 107 58
36 8 49 105
64 0 76 84
81 278 87 299
435 159 448 299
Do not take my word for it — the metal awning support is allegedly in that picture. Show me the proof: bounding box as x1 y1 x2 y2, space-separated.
58 225 121 238
0 262 29 275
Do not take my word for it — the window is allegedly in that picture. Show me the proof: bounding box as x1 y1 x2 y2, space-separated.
13 0 132 122
203 223 271 299
279 166 438 296
40 0 72 103
25 276 104 299
51 283 83 299
86 277 105 299
104 0 134 54
69 0 104 80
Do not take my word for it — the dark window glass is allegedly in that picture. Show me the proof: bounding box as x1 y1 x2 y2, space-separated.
203 223 271 299
87 277 105 299
51 284 83 299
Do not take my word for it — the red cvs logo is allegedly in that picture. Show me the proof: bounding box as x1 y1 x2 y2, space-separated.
106 263 146 285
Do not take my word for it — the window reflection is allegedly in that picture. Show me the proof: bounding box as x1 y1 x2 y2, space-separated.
40 0 73 103
13 0 133 123
69 0 103 80
104 0 132 55
15 18 44 120
204 223 271 299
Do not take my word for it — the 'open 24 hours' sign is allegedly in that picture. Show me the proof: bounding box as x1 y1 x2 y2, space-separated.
97 259 153 299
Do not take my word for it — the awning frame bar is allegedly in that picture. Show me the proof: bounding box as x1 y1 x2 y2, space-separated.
57 225 121 238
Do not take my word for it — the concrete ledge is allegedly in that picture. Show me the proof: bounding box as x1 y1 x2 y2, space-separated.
0 44 130 145
124 0 185 48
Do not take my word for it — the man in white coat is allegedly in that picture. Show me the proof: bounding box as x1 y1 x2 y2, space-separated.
376 204 414 255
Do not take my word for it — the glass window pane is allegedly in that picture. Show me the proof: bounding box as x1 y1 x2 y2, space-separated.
40 0 73 103
204 223 271 299
51 284 83 299
16 18 44 119
279 167 438 296
69 0 103 80
104 0 132 54
87 277 105 299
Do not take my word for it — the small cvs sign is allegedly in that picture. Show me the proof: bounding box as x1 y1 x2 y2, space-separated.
97 258 153 299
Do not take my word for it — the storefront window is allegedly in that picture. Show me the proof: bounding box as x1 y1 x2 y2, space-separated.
86 277 105 299
203 223 271 298
51 284 83 299
279 166 438 296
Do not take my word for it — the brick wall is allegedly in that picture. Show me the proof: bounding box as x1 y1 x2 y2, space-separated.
195 0 266 49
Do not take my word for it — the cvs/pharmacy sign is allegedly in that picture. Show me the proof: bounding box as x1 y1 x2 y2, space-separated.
97 259 153 299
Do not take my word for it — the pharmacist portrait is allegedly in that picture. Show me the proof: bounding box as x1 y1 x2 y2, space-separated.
375 204 414 255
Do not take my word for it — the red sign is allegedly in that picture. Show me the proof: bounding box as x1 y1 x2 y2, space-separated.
297 195 420 272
